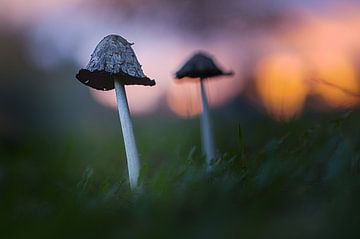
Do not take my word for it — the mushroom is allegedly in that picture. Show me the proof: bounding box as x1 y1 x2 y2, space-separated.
175 52 233 167
76 35 156 190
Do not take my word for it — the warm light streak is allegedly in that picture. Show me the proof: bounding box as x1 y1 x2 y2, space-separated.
310 54 359 108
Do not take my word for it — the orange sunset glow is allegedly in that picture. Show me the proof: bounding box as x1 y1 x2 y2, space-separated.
253 7 360 120
255 52 308 121
165 6 360 120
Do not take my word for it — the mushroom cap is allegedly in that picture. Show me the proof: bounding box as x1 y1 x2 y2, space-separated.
175 52 233 79
76 34 155 91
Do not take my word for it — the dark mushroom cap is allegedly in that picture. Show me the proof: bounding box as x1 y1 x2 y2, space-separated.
175 52 233 79
76 35 155 91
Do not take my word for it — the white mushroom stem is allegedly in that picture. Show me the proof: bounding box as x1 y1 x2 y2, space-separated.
200 78 216 167
114 80 140 190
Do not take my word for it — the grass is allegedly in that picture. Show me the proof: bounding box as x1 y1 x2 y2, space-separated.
0 111 360 239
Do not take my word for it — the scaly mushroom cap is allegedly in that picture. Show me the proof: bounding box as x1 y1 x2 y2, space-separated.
175 52 233 79
76 35 156 91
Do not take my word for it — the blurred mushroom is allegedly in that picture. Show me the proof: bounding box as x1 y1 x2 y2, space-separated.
76 34 156 190
175 52 233 167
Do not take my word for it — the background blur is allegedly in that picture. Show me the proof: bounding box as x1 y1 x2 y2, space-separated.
1 0 360 129
1 0 360 238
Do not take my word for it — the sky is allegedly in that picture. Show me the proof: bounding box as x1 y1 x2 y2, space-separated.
0 0 359 120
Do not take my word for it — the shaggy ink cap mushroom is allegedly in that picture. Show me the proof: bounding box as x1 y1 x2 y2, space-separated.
75 34 155 190
175 52 233 80
174 51 234 168
76 34 156 90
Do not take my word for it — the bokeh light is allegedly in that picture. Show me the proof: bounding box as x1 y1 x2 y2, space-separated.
255 52 308 121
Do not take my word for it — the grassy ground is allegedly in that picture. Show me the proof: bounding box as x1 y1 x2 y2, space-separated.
1 110 360 239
